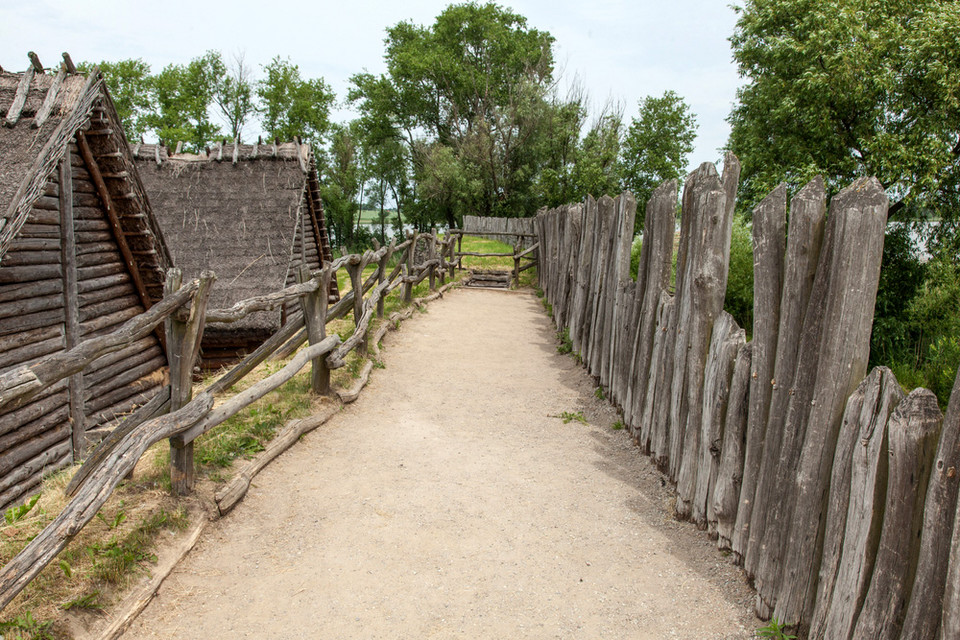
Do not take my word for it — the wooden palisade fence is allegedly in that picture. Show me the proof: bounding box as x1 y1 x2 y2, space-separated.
0 229 461 612
535 153 960 639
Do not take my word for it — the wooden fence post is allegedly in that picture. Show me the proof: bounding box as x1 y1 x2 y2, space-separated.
377 240 394 319
428 228 437 291
296 264 330 395
448 235 457 278
167 269 214 496
348 256 367 358
403 231 416 304
513 242 521 287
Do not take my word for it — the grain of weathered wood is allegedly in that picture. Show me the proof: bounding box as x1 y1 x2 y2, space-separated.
672 164 731 489
739 177 826 567
713 342 752 548
688 313 744 528
773 178 888 626
643 292 676 464
808 367 902 640
0 283 196 411
909 364 960 639
851 389 942 640
625 180 677 432
297 264 329 395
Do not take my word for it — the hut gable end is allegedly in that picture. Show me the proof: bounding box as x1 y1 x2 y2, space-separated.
135 140 336 368
0 53 172 510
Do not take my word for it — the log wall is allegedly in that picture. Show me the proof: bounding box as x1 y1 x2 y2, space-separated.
535 155 960 640
0 145 166 511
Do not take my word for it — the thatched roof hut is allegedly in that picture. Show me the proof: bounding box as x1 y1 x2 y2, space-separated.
134 140 337 369
0 53 172 509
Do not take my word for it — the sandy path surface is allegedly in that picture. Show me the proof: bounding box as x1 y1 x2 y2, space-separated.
122 288 758 639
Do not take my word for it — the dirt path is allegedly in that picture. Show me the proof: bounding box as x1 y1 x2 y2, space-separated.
122 288 759 639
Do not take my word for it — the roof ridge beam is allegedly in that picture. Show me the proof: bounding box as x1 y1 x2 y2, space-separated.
3 65 35 127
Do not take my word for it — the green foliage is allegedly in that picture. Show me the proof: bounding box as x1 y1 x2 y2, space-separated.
61 590 103 611
621 91 697 225
756 618 797 640
257 56 335 146
728 0 960 220
4 494 40 525
145 51 224 151
213 53 255 142
724 216 755 336
556 327 573 355
0 610 54 640
630 235 643 280
322 123 363 248
611 420 625 430
81 59 154 141
558 411 587 425
594 387 605 400
871 224 928 365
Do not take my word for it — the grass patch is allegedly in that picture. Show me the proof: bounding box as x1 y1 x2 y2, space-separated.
557 411 587 425
611 420 625 430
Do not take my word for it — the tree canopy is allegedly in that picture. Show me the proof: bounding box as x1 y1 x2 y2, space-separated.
728 0 960 218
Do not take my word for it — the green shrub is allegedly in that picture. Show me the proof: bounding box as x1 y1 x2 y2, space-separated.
630 235 643 280
724 216 754 337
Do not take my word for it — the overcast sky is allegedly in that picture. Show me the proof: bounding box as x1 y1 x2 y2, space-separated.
0 0 743 171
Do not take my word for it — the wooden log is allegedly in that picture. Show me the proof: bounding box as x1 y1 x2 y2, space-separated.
687 312 744 528
739 177 827 566
0 391 214 612
851 389 941 640
168 272 214 496
0 403 69 455
297 264 330 395
627 180 677 433
83 352 165 401
209 313 305 395
943 370 960 639
772 178 888 626
76 272 130 294
0 291 63 320
66 387 170 497
348 259 367 357
0 333 64 371
3 65 34 127
0 383 67 437
0 448 72 512
32 64 66 129
808 366 902 640
84 376 163 422
0 440 70 496
403 232 416 304
607 193 637 403
337 361 374 404
178 336 339 445
0 264 62 285
713 342 753 548
0 424 70 477
729 183 786 547
905 363 960 639
643 292 676 463
671 164 731 485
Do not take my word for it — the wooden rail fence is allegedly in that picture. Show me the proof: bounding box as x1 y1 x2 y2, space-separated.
0 230 461 612
535 153 960 640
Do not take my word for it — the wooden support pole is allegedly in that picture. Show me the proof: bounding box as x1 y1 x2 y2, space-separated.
58 152 86 461
428 228 437 291
296 264 330 395
377 240 394 319
513 242 521 288
348 259 367 358
403 231 416 304
167 270 214 496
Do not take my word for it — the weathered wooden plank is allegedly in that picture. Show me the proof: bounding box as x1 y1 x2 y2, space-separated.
643 292 676 464
852 389 941 640
0 440 70 497
0 307 66 336
0 403 69 457
0 292 63 320
687 313 744 528
78 294 143 322
773 178 888 625
808 366 902 640
713 341 753 548
671 163 731 488
906 363 960 639
0 423 70 477
625 180 677 432
739 177 826 566
0 264 62 285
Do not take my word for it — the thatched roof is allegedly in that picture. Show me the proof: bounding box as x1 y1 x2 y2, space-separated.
0 53 171 304
134 140 334 340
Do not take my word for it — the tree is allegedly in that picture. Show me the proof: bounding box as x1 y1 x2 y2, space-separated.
145 51 223 152
257 57 335 146
81 59 154 142
727 0 960 219
620 90 697 221
321 123 362 249
214 52 255 143
572 106 623 201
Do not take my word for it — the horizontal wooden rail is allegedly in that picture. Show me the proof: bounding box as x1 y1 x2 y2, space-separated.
0 281 198 411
